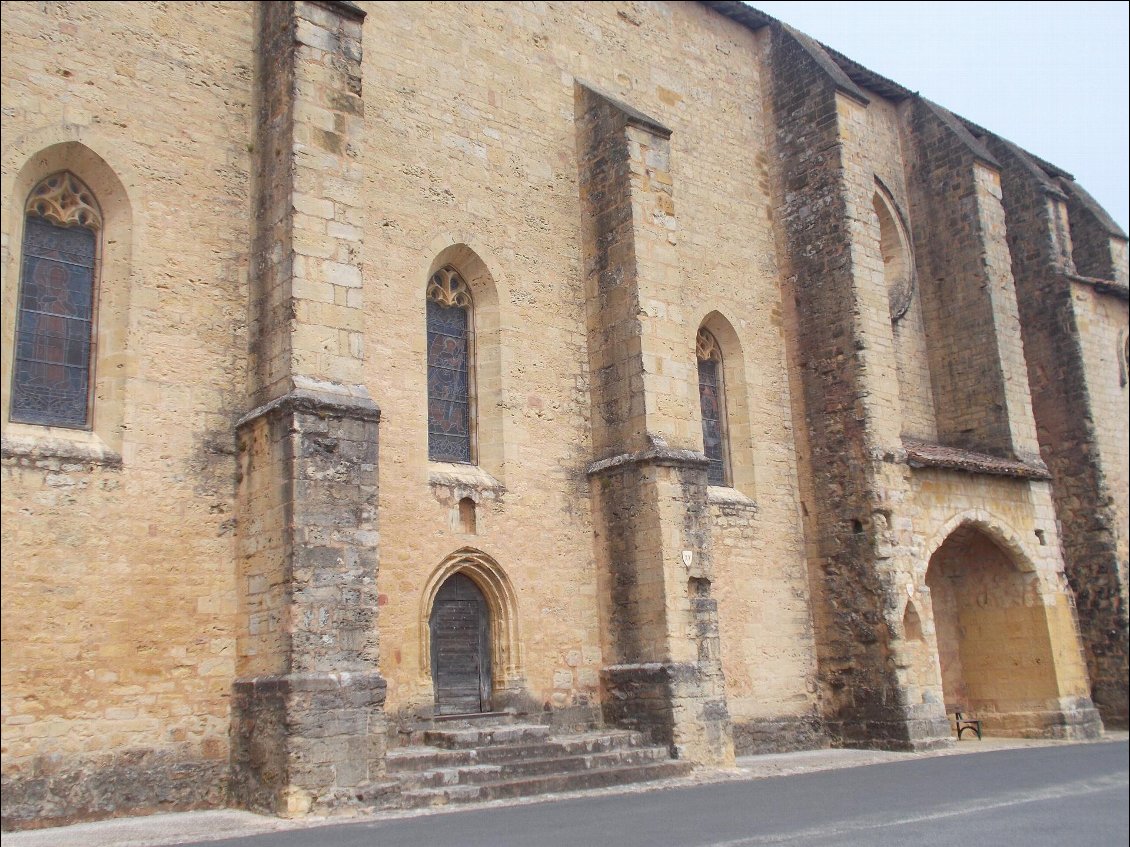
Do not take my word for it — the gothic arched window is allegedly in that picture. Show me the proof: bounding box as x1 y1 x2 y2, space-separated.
11 172 101 428
697 327 728 487
427 267 474 463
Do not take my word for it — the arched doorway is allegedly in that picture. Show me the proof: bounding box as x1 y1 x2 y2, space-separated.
925 524 1059 731
429 572 492 715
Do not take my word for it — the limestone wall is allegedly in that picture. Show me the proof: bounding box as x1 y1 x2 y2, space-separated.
1072 281 1130 709
906 472 1095 735
1071 277 1130 591
357 1 816 739
0 0 1122 829
0 0 254 826
984 132 1129 727
768 28 905 745
764 15 1104 749
836 88 936 445
905 102 1041 461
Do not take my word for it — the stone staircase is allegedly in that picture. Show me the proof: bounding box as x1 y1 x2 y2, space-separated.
382 719 693 809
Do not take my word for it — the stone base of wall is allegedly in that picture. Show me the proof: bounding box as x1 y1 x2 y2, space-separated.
974 699 1105 740
827 697 1105 748
828 704 953 752
230 671 387 817
602 663 674 751
542 702 603 733
732 714 827 756
830 726 953 752
1092 682 1129 730
602 662 733 764
1 746 226 831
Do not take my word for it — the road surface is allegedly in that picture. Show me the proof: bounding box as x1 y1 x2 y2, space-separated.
181 739 1128 847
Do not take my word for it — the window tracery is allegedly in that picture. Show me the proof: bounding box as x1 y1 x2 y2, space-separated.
26 171 102 229
427 267 473 463
10 172 101 428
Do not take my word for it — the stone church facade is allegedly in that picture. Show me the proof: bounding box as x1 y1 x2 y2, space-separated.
1 0 1126 829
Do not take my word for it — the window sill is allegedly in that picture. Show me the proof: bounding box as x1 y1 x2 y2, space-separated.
2 428 122 469
428 462 505 500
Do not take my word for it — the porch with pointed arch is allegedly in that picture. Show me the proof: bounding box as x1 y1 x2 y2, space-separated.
921 516 1096 737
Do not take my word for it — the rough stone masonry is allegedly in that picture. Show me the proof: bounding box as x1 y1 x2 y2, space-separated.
1 0 1125 830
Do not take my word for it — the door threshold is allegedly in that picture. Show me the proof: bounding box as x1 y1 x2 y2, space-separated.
432 711 512 722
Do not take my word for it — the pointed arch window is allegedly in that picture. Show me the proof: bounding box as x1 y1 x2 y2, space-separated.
697 328 729 487
11 172 101 428
427 267 474 463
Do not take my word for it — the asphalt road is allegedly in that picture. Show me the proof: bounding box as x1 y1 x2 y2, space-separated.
184 740 1128 847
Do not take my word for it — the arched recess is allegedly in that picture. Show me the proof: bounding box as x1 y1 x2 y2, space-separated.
419 548 523 702
2 141 133 459
872 182 937 441
923 518 1082 734
1118 326 1128 387
902 599 924 642
424 242 504 477
922 510 1040 574
697 310 756 497
872 186 915 322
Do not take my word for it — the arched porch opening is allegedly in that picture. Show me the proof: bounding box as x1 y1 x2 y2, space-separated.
925 522 1059 734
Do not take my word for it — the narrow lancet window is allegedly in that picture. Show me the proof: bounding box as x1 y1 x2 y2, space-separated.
697 328 728 487
11 172 101 428
427 267 473 463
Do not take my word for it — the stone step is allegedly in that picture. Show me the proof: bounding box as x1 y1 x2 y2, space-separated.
398 760 694 808
393 711 522 748
396 746 671 790
386 730 650 773
432 710 515 724
422 723 552 749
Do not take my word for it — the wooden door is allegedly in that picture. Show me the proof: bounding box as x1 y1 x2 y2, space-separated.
430 573 491 715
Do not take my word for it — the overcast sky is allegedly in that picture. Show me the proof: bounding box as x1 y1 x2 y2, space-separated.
748 1 1129 231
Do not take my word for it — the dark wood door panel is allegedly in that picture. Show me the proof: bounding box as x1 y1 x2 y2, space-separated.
430 573 491 715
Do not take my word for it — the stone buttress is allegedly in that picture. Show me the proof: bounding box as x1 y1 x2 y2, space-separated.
575 83 734 767
986 136 1130 729
902 99 1099 739
767 24 948 750
768 22 1102 747
231 0 387 815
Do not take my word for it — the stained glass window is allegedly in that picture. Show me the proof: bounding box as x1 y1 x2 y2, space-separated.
11 173 101 429
427 268 473 463
697 329 727 487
